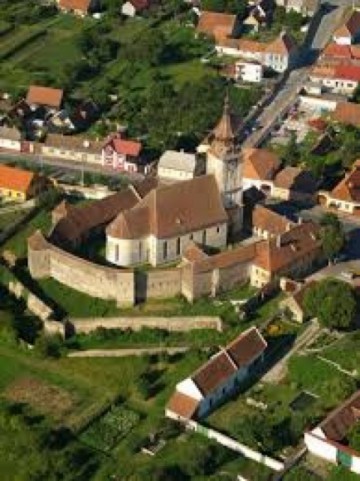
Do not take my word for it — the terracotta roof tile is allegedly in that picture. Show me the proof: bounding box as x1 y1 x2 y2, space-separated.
192 327 267 396
0 164 35 193
108 175 228 240
331 161 360 203
197 11 237 43
254 221 321 273
332 102 360 128
243 147 280 181
274 167 317 194
51 188 139 245
320 390 360 442
227 327 267 368
253 205 294 236
166 392 199 419
26 85 63 109
192 351 237 396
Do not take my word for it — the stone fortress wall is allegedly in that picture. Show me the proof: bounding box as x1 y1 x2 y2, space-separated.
28 231 255 306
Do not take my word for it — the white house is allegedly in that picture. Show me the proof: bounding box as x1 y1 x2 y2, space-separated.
0 126 22 152
157 150 198 182
305 390 360 474
264 32 298 73
235 60 263 83
166 327 267 421
309 65 360 96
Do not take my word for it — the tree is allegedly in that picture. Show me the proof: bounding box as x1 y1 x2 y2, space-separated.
303 278 356 330
34 333 63 358
320 213 345 263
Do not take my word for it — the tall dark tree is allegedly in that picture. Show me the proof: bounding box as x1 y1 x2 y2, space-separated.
320 213 345 263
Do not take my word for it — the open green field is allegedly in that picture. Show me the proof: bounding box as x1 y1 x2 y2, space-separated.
0 207 52 258
0 14 87 93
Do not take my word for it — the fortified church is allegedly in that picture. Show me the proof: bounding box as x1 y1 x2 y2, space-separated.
105 98 244 267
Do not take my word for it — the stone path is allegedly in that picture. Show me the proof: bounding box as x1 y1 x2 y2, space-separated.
68 347 189 358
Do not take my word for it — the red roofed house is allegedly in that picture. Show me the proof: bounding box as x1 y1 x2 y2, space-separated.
305 390 360 474
197 11 241 46
57 0 99 16
242 147 281 194
166 327 267 421
0 164 48 202
26 85 64 112
102 134 145 173
318 160 360 216
333 10 360 45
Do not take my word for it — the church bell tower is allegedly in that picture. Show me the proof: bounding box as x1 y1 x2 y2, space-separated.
206 96 243 234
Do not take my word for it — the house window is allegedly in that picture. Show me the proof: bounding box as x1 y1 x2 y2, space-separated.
115 244 119 262
189 234 193 241
139 242 142 260
217 226 220 234
202 230 206 245
176 237 181 256
163 241 168 260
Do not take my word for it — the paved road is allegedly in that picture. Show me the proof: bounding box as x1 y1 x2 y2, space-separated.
242 3 347 149
0 150 144 183
68 347 189 358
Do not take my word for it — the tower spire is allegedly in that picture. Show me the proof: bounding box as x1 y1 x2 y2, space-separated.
213 93 235 143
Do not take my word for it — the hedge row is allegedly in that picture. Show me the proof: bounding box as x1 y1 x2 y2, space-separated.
0 28 47 61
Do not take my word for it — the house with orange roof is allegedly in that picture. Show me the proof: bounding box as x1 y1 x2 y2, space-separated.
166 327 267 421
242 147 281 193
26 85 64 112
273 166 317 203
0 164 47 202
250 220 321 288
57 0 99 16
197 11 241 46
318 160 360 216
333 10 360 45
252 204 294 240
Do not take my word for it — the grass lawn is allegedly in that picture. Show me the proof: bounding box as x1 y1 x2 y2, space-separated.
320 332 360 373
1 207 52 258
0 209 28 231
37 277 121 318
0 343 147 429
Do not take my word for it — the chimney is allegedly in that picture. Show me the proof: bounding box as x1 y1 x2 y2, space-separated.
286 222 292 231
298 216 303 225
276 234 282 248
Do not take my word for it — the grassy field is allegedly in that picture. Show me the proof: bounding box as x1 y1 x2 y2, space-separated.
0 209 28 231
0 207 52 258
0 14 86 92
